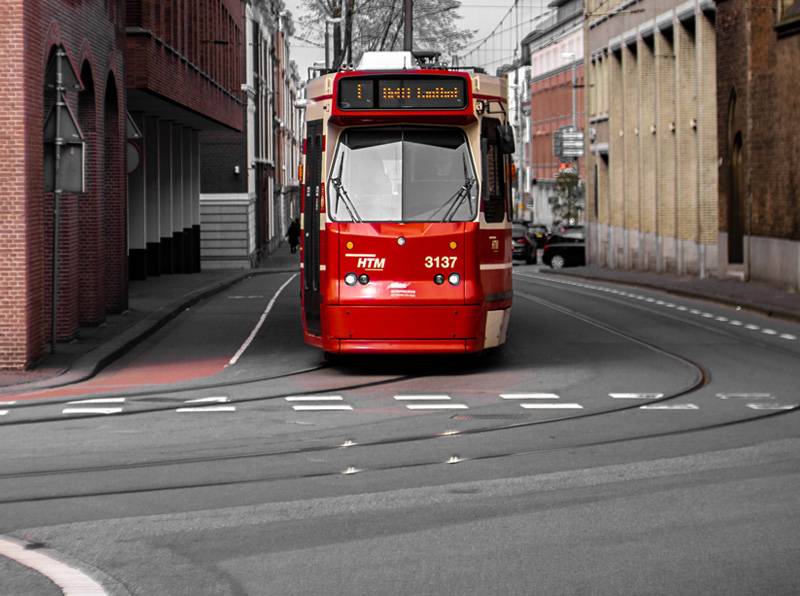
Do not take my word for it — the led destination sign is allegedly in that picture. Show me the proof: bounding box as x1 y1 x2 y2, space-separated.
338 77 468 110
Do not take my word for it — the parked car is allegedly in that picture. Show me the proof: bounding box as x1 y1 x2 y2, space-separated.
542 229 585 269
512 223 537 264
527 224 549 248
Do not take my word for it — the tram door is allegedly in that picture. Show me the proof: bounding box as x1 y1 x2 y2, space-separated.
303 120 323 336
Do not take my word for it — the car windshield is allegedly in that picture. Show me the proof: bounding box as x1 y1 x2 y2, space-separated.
328 127 478 223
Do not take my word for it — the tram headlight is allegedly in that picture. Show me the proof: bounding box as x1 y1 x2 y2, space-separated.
448 272 461 286
434 274 445 285
345 272 358 286
358 274 370 285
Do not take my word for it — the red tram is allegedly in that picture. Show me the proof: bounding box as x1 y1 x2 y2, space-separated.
298 51 515 357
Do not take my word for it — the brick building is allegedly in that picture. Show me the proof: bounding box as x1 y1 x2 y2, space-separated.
716 0 800 288
520 0 586 229
0 0 127 369
585 0 718 277
200 1 302 268
1 0 297 370
126 0 245 279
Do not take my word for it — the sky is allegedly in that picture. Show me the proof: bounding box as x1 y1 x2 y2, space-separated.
283 0 520 80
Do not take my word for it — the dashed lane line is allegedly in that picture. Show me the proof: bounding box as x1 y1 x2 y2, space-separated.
500 393 560 399
62 407 123 415
530 275 800 342
176 406 237 413
609 393 664 399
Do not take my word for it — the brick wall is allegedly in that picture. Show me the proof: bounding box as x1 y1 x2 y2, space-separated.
0 0 127 370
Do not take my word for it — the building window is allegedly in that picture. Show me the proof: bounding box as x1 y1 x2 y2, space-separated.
778 0 800 26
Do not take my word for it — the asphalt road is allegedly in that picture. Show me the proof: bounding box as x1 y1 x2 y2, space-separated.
1 265 798 595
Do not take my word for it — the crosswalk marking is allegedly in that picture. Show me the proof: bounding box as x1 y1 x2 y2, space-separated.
405 404 468 410
519 403 582 409
500 393 560 399
291 405 353 411
62 407 123 415
176 406 237 413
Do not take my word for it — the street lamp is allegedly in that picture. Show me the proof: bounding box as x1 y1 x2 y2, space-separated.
325 17 342 71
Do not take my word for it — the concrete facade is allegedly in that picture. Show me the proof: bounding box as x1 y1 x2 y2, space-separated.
585 0 719 278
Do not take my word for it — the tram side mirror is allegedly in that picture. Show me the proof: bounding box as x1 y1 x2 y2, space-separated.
498 124 515 155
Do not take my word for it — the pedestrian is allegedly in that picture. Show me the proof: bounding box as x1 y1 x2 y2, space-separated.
287 218 300 254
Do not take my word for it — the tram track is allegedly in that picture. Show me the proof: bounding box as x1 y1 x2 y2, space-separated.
3 272 798 505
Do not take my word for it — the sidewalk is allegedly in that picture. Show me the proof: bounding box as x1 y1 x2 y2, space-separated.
3 250 800 394
0 242 300 395
545 265 800 323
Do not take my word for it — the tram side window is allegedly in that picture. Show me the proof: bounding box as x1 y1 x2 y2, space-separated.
482 119 506 223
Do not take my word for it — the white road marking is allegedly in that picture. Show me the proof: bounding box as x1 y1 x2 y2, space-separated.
62 408 123 415
394 395 451 401
500 393 560 399
176 406 237 413
405 404 468 410
520 403 583 409
0 537 108 596
717 393 772 400
609 393 664 399
1 401 17 405
184 396 230 403
66 398 125 404
291 405 353 411
640 404 699 410
745 324 761 331
746 404 796 410
228 273 298 366
285 396 343 402
0 411 7 416
780 333 798 340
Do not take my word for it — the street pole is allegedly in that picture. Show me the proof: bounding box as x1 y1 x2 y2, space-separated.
51 49 66 354
404 0 413 51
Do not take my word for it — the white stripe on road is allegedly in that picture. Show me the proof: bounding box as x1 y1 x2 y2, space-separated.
62 408 123 415
285 396 343 402
519 403 583 409
746 404 796 410
228 273 298 366
176 406 237 413
405 404 468 410
717 393 772 400
0 536 108 596
0 411 7 416
500 393 560 399
394 395 451 401
66 398 125 404
640 404 699 410
609 393 664 399
184 396 230 403
291 405 353 411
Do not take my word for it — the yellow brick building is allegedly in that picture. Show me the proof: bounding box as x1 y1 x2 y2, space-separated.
585 0 718 277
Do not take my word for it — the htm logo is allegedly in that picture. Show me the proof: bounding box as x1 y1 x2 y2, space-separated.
357 257 385 269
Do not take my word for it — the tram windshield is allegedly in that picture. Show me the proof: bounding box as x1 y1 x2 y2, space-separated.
328 127 478 223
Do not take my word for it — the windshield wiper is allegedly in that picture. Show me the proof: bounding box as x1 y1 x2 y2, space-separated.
329 156 362 223
433 154 476 222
